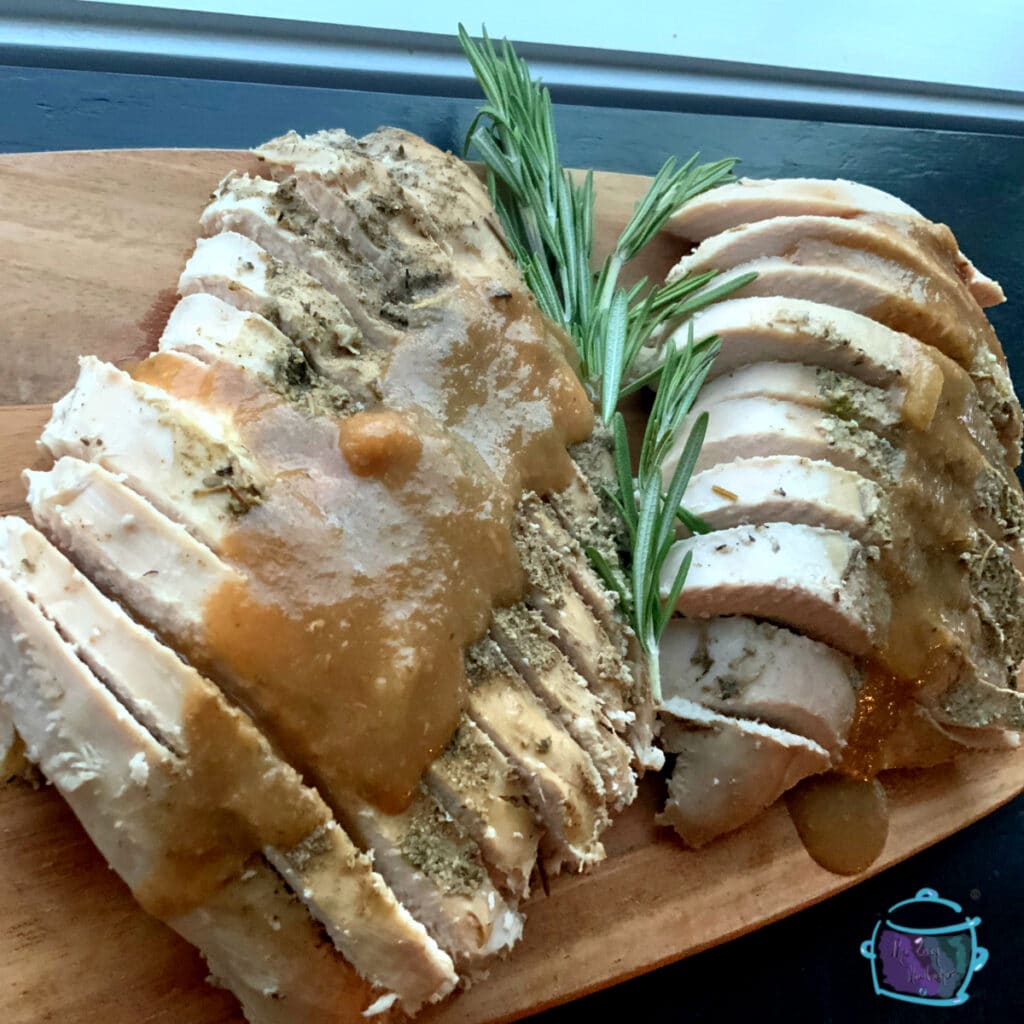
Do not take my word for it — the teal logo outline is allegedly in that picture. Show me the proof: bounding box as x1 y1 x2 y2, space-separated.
859 888 988 1006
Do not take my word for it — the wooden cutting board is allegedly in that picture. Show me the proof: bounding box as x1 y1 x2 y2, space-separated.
1 149 1022 1024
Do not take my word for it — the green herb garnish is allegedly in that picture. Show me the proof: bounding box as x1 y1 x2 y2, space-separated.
459 25 753 699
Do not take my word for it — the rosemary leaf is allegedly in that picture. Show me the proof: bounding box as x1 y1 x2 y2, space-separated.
459 24 756 704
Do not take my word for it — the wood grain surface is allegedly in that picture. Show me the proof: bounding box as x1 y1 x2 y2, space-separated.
1 149 1022 1024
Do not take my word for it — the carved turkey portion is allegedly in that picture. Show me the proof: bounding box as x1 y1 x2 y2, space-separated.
0 128 653 1021
655 179 1024 847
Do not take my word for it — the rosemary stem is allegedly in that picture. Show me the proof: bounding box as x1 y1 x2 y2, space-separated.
647 646 662 705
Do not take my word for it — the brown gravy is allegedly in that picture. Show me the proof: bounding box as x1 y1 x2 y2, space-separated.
135 686 328 920
133 272 590 818
786 773 888 875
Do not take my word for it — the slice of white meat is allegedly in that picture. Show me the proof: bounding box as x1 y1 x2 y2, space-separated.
670 255 1000 372
160 292 289 380
661 523 890 660
518 497 658 775
254 129 455 287
178 232 368 382
200 174 403 348
661 296 1009 466
664 176 1004 307
465 637 609 874
672 395 903 482
671 257 1019 449
656 697 829 848
490 604 638 813
0 516 458 1010
675 213 999 318
660 617 859 757
26 457 241 646
359 126 513 271
514 505 664 769
667 176 919 236
688 361 901 434
672 222 1009 394
879 701 1020 770
343 787 524 972
425 716 542 899
40 356 258 550
0 516 187 751
928 672 1024 733
683 457 888 545
0 573 379 1023
679 295 932 389
161 290 376 413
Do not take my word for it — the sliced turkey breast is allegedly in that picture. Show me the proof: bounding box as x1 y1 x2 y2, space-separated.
679 295 930 389
0 573 380 1023
161 292 293 379
490 604 638 813
0 516 458 1010
200 174 406 349
40 355 260 549
517 497 658 771
663 296 1009 468
426 717 542 899
661 523 890 660
689 361 901 434
670 257 1020 450
36 348 614 884
548 435 628 578
257 127 509 279
465 637 609 874
514 498 663 769
676 374 1022 553
682 457 888 545
178 231 366 381
3 124 658 1016
675 214 1003 328
26 457 242 646
656 697 829 848
36 399 610 888
23 458 521 968
253 129 444 282
359 126 512 270
878 702 1019 770
659 617 858 757
664 176 1004 307
342 787 524 972
676 394 903 482
671 216 1012 407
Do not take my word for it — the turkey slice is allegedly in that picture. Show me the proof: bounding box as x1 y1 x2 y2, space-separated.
664 176 1004 307
656 697 829 848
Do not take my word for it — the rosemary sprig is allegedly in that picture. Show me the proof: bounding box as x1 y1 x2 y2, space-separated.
459 25 750 700
592 326 721 699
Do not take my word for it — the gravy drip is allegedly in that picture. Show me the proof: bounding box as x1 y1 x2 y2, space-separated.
786 773 889 875
133 292 589 815
135 685 328 919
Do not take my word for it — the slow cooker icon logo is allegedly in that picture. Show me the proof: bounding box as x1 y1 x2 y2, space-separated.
860 888 989 1006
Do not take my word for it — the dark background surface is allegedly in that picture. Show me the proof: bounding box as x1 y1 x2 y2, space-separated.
2 62 1022 1022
